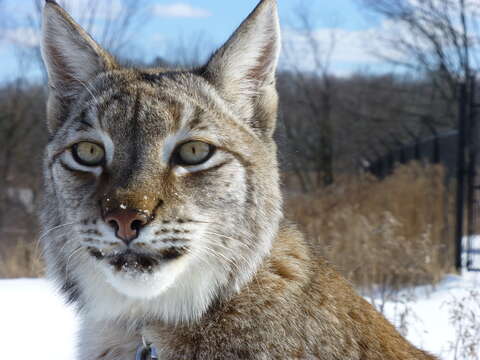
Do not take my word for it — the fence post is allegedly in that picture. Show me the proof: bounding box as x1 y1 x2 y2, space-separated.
404 126 421 161
455 81 468 271
466 75 478 270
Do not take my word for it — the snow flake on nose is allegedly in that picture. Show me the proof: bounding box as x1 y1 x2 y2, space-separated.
120 204 127 210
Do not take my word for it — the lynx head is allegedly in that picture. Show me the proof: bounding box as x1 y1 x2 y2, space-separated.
40 0 282 324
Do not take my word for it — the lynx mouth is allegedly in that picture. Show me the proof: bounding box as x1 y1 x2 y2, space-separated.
89 247 188 272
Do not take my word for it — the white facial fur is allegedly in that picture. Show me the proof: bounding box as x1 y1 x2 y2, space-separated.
75 217 209 300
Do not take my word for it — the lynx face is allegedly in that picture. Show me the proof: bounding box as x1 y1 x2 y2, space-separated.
48 75 253 299
41 0 282 323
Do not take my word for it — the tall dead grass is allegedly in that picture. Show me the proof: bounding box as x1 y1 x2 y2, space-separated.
285 162 454 292
0 238 44 278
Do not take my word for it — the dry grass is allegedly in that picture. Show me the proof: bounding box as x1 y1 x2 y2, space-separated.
0 238 44 278
447 289 480 359
285 162 455 292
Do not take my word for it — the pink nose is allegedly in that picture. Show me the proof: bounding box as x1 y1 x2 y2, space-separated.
105 209 148 244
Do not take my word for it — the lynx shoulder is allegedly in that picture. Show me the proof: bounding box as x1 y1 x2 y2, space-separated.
39 0 437 359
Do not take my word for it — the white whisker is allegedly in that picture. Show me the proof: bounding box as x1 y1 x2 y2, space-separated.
33 225 77 265
70 74 101 107
37 221 78 242
203 231 253 250
65 247 84 280
196 245 241 273
200 237 252 267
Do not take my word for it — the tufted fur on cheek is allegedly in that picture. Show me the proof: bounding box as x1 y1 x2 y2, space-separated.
41 0 117 133
200 0 281 139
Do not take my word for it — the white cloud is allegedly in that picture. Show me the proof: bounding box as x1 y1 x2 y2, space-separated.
152 3 211 18
2 28 40 48
280 19 419 75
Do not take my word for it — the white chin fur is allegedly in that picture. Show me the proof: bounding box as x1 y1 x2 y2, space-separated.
76 250 231 324
101 257 189 299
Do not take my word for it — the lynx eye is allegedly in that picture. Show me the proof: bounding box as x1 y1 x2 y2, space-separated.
175 141 214 166
71 142 105 166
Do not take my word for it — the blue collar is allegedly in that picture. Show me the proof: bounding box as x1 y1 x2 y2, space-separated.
135 337 158 360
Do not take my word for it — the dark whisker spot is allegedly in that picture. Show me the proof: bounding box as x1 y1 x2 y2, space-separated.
156 238 191 245
88 248 104 260
79 229 102 236
161 247 186 260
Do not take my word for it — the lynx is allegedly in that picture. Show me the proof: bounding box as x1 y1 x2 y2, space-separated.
39 0 437 359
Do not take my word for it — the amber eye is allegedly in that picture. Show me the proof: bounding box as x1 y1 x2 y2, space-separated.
174 141 214 166
72 142 105 166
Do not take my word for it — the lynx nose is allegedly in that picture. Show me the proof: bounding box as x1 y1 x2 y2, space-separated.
105 209 148 244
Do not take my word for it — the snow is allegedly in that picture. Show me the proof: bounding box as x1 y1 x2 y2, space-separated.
0 272 478 359
464 235 480 270
370 271 480 359
0 279 79 360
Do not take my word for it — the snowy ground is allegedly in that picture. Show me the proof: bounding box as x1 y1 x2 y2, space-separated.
0 279 79 359
372 271 480 359
464 235 480 270
0 272 479 359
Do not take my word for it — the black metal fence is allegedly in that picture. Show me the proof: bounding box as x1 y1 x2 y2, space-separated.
364 130 458 180
461 77 480 272
363 77 480 272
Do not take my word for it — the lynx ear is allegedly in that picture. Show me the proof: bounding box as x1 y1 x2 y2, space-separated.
41 0 117 132
202 0 281 137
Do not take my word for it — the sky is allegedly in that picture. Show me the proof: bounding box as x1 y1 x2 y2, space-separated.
0 0 392 82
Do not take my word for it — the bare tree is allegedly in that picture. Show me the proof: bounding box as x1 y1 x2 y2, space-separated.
0 82 47 242
30 0 149 55
281 2 339 189
165 31 214 68
359 0 480 103
11 0 150 80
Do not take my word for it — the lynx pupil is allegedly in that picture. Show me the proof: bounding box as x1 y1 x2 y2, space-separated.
72 142 105 166
177 141 212 166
